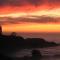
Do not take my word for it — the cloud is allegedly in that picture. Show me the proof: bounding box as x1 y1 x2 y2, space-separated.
27 0 44 6
0 0 26 6
0 0 60 9
22 16 60 23
0 16 60 25
0 0 44 6
48 0 60 3
48 0 60 4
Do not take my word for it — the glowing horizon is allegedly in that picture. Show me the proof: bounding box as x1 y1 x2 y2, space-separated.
2 23 60 33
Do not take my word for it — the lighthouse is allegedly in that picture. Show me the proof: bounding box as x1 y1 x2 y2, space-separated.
0 26 2 35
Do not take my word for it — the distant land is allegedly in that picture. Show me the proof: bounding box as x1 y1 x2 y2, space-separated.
3 32 60 43
0 33 59 49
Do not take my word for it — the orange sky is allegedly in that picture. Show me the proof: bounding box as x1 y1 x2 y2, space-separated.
2 23 60 33
0 0 60 33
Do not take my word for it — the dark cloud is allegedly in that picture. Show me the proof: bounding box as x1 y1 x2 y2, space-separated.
0 16 60 25
48 0 60 3
0 0 26 6
0 0 7 6
0 0 44 7
27 0 44 6
24 16 60 23
0 0 60 7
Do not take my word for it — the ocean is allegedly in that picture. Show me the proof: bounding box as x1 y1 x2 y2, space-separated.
16 46 60 60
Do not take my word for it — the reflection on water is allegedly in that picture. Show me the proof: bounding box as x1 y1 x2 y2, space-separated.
16 46 60 60
16 46 60 57
16 56 60 60
31 57 60 60
41 57 60 60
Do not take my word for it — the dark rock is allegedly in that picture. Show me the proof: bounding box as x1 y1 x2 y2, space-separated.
32 50 42 60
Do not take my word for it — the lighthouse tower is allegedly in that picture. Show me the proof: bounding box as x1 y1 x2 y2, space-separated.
0 26 2 35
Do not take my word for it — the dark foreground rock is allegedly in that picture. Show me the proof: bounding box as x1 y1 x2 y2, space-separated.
32 50 42 60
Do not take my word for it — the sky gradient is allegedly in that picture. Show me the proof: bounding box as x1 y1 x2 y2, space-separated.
0 0 60 42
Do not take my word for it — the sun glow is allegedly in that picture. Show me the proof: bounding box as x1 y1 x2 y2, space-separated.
2 23 60 33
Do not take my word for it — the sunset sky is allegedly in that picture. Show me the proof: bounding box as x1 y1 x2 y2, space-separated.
0 0 60 42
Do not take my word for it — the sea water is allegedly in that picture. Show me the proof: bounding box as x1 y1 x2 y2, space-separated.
16 46 60 60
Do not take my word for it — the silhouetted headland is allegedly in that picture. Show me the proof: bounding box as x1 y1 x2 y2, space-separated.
0 34 58 49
